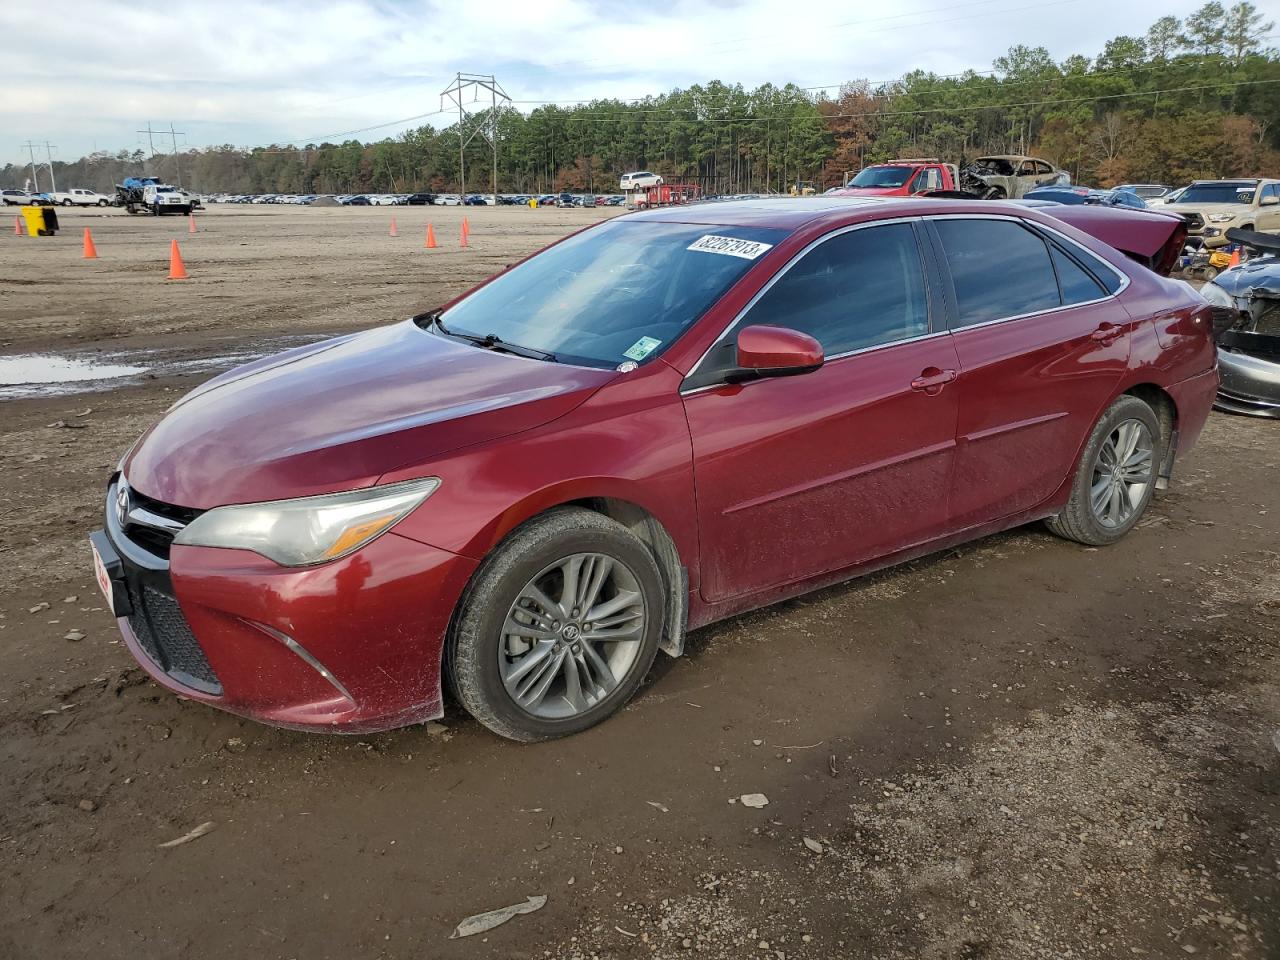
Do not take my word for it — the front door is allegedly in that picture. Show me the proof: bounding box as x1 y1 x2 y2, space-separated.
681 220 960 602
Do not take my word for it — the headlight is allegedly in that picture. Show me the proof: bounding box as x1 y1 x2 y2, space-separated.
174 477 440 566
1207 213 1236 223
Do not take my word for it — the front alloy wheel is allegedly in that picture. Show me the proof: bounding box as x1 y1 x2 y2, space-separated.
501 553 646 719
449 507 665 741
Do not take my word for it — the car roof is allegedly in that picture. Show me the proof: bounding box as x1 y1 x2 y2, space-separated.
1191 178 1260 184
626 196 894 229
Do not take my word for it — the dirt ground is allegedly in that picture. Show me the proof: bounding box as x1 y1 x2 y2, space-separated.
0 205 1276 960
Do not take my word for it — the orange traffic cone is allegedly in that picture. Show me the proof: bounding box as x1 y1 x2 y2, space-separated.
83 227 98 259
424 223 437 248
1227 247 1242 269
13 215 23 236
459 222 469 248
389 216 398 237
188 212 197 234
462 216 470 236
167 239 188 280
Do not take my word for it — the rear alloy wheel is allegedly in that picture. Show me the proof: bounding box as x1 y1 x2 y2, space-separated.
1046 395 1161 545
449 507 665 741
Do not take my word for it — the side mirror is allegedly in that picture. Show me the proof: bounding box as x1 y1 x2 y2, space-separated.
729 325 824 382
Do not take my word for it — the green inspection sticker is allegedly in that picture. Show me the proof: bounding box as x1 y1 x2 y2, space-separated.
623 336 662 361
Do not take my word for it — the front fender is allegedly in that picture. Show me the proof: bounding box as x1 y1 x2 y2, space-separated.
380 366 700 578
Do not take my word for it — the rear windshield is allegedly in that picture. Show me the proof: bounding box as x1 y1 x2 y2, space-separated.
440 219 787 368
1179 183 1257 204
849 166 913 188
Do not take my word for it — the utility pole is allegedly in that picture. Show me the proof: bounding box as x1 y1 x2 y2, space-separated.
167 123 186 188
42 142 57 193
441 72 511 204
22 140 41 192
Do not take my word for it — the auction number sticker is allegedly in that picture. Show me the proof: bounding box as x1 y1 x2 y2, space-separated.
687 235 773 260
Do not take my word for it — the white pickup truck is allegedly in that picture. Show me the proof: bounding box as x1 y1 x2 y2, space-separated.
50 188 114 207
142 183 192 215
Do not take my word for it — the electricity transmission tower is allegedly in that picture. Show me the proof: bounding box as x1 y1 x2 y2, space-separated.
440 73 511 203
138 123 187 187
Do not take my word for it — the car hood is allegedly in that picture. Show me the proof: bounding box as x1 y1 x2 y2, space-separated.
124 320 614 509
829 186 908 197
1167 201 1251 217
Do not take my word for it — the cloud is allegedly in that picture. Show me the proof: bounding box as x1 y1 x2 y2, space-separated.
1 0 1206 163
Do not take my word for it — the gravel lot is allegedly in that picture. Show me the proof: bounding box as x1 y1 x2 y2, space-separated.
1 205 1276 960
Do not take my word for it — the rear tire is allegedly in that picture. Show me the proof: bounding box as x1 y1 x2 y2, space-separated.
1046 396 1161 546
447 507 665 742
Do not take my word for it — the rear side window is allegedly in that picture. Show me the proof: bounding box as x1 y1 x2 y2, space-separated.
935 219 1060 327
1049 245 1106 304
742 222 928 355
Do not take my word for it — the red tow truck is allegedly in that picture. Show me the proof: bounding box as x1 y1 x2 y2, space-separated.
830 159 958 197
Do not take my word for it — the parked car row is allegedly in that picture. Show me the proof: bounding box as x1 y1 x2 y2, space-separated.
200 192 627 207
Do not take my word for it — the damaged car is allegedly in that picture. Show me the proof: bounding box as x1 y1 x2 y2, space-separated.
961 155 1070 199
1200 227 1280 417
92 196 1215 742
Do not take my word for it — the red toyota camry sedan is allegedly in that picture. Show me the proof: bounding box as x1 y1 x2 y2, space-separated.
91 197 1218 741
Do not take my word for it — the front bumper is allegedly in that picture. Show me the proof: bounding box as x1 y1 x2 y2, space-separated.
96 477 478 732
1215 348 1280 418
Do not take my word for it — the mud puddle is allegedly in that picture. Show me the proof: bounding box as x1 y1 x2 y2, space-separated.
0 335 325 400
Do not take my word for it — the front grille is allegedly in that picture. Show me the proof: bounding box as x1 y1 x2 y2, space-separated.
122 488 201 560
1182 213 1205 232
126 582 222 693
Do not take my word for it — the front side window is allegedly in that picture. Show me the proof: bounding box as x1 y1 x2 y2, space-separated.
438 220 786 368
739 222 929 356
934 218 1060 327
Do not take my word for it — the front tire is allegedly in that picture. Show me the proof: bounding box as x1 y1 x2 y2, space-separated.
448 507 665 742
1046 395 1161 546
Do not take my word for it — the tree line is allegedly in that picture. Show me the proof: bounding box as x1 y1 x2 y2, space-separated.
4 2 1276 196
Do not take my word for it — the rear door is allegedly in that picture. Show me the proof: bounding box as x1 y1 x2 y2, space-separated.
681 220 960 602
926 216 1132 528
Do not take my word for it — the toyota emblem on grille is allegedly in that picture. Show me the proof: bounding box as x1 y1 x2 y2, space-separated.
115 480 131 528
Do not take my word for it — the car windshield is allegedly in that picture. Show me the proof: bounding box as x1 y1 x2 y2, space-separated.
1179 183 1256 204
849 166 913 188
438 219 787 368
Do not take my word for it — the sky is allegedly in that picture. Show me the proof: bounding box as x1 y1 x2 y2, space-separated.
2 0 1276 166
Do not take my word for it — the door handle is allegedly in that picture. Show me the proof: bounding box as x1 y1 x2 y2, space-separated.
910 367 957 395
1090 322 1123 344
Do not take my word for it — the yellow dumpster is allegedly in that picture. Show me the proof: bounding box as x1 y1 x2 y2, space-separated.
529 197 537 209
21 205 59 237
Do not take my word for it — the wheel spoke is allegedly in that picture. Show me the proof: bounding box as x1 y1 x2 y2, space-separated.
558 555 584 615
504 615 557 640
1107 484 1123 524
513 647 565 709
505 638 557 685
586 589 641 623
520 583 563 623
561 652 588 712
1090 476 1112 513
580 556 613 615
579 642 618 691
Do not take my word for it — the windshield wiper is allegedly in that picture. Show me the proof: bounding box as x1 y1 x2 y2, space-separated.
425 311 556 362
